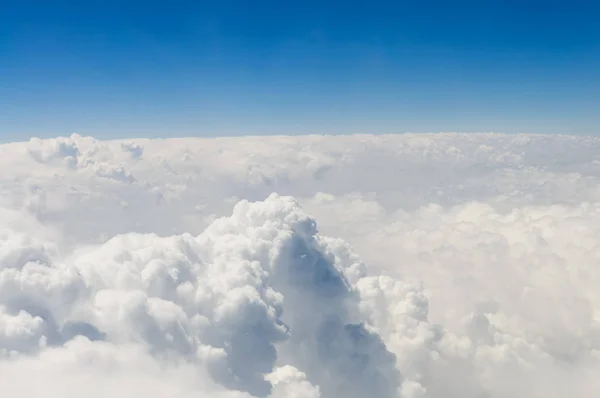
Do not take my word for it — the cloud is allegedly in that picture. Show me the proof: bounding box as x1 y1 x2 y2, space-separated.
0 337 252 398
302 194 600 397
266 365 321 398
0 191 402 397
1 133 600 397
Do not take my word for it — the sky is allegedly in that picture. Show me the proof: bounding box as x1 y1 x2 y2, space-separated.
1 132 600 397
1 0 600 141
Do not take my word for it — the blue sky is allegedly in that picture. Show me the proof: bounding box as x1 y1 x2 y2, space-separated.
1 1 599 140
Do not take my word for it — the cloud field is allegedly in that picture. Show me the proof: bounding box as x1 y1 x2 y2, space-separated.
1 133 600 397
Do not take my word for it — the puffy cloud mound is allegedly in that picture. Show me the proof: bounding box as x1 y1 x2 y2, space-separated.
0 193 402 397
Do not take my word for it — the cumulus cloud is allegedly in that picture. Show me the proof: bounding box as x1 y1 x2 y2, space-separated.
0 191 403 397
1 133 600 397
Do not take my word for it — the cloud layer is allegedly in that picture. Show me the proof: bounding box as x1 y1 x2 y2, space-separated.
1 133 599 397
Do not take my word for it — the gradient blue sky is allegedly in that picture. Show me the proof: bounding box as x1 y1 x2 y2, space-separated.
2 1 599 141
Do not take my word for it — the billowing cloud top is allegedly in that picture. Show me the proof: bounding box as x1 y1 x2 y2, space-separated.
1 133 600 397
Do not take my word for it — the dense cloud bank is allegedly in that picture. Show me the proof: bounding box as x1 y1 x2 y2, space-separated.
1 133 600 397
0 194 402 397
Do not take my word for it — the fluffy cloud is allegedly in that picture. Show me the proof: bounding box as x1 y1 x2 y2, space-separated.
0 192 402 397
0 133 599 397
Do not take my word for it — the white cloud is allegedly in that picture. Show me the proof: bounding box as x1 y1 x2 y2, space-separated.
0 338 252 398
0 133 600 397
267 365 321 398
